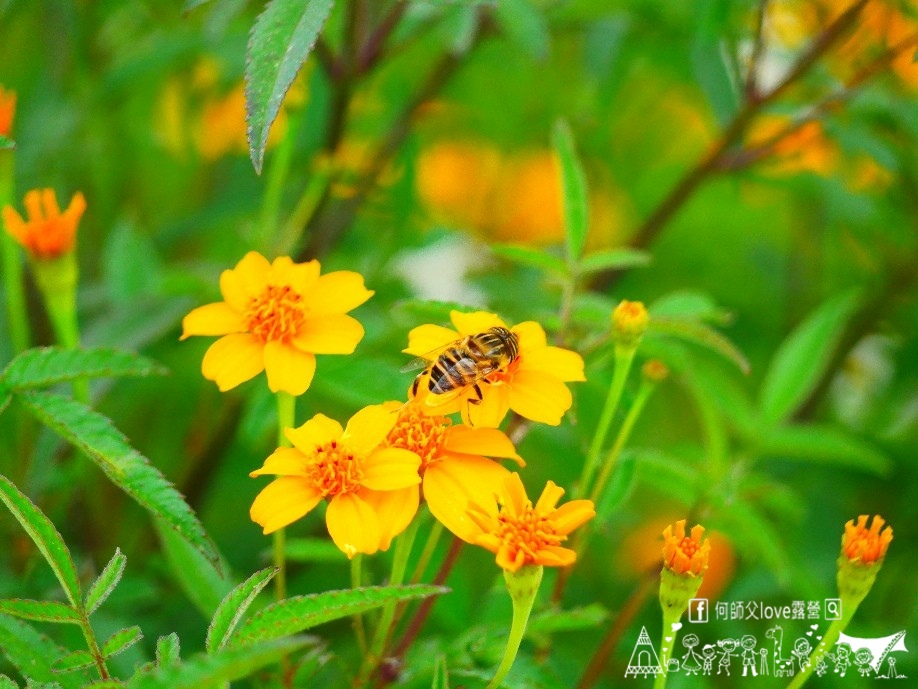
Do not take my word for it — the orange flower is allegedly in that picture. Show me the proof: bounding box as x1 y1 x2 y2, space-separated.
0 86 15 138
195 83 288 160
841 514 893 566
466 473 595 572
746 116 837 177
662 519 710 577
249 405 421 557
611 300 649 348
404 310 585 427
181 251 373 395
2 189 86 260
382 401 523 541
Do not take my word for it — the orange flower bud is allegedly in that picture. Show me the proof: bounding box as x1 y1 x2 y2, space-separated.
642 359 669 383
841 514 892 566
2 189 86 260
0 86 15 138
611 300 648 348
662 519 710 577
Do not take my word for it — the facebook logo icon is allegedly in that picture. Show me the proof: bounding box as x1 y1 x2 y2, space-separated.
688 598 709 623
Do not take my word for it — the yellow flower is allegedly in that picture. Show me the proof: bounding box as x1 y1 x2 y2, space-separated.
841 514 892 566
2 189 86 260
404 310 585 427
382 401 523 541
195 83 288 160
466 473 595 572
0 86 15 138
611 300 648 348
662 519 711 577
249 405 421 558
181 251 373 395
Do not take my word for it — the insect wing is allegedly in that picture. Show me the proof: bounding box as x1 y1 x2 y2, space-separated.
399 337 465 373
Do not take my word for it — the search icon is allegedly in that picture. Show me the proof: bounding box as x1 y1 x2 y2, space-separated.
825 598 842 620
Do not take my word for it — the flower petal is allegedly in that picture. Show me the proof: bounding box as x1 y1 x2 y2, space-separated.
263 341 316 396
270 256 320 294
201 333 265 391
304 271 374 316
518 345 585 382
326 493 381 558
537 545 577 567
424 456 509 542
2 206 27 243
360 486 420 551
293 314 365 354
343 404 400 455
285 414 343 453
443 425 523 464
500 472 528 516
534 480 565 513
461 384 510 428
250 477 322 534
250 447 307 478
361 448 422 491
181 302 246 340
450 310 505 336
404 324 459 358
511 321 547 349
507 370 572 425
550 500 597 535
220 251 270 310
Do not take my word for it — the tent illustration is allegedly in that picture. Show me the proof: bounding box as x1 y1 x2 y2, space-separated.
837 631 907 673
626 626 664 677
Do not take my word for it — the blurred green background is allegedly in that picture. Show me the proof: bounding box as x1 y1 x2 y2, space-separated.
1 0 917 687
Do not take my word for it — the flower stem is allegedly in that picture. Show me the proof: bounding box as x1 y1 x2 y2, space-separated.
487 565 543 689
410 517 443 585
786 607 855 689
653 610 682 689
273 391 296 603
0 150 29 355
77 613 110 680
351 553 368 655
579 345 635 496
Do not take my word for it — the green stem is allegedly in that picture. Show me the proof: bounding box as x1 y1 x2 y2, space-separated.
487 565 543 689
260 107 303 248
589 377 656 504
578 345 635 496
786 610 855 689
0 150 29 355
77 613 110 680
410 518 443 585
272 166 332 257
653 610 682 689
351 553 368 655
273 391 295 603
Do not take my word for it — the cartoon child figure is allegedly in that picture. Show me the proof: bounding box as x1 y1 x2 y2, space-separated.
717 638 739 676
791 638 812 674
701 645 716 675
740 635 758 677
815 656 828 677
854 648 874 678
681 633 702 675
828 644 852 677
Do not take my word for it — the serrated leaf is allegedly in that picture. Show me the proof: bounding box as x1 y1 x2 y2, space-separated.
25 683 63 689
126 637 312 689
490 244 566 275
155 520 233 618
0 615 86 688
0 474 81 607
758 423 891 475
228 585 447 648
207 568 277 653
2 347 166 391
648 317 750 374
494 0 549 61
552 120 589 263
102 627 143 659
526 604 608 636
84 682 125 688
284 537 346 563
759 290 860 424
84 548 126 616
156 634 180 668
578 248 651 276
0 674 16 689
245 0 335 173
0 600 80 625
19 392 219 570
51 650 96 674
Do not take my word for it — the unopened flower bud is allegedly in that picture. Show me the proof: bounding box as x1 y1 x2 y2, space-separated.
642 359 669 383
611 300 648 349
659 519 710 617
837 515 892 607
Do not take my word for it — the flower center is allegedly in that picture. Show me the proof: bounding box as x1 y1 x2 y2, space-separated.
495 502 562 562
385 406 449 471
487 356 522 385
244 284 308 343
306 440 364 496
677 536 700 559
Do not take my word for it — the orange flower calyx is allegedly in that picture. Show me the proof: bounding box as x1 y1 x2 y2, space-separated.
0 86 15 138
611 300 648 349
467 473 595 572
841 514 892 566
2 189 86 260
662 519 710 577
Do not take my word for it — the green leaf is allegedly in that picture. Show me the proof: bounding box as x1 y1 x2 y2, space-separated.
102 626 143 659
245 0 335 173
719 503 791 586
0 474 81 607
648 317 750 374
155 520 233 618
51 650 96 674
757 423 891 475
633 449 702 506
207 568 277 653
284 537 346 563
0 674 17 689
2 347 167 390
649 290 732 325
759 290 860 424
691 0 739 125
526 604 608 636
493 0 549 61
19 392 220 570
578 248 651 276
0 600 80 625
83 683 125 688
490 244 567 276
0 389 10 416
0 615 86 687
228 585 448 648
155 633 181 668
183 0 212 12
595 451 636 522
84 548 127 616
552 120 589 264
125 637 312 689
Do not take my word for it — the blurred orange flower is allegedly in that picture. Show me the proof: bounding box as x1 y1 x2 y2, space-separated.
662 519 711 577
841 514 893 565
467 472 595 572
196 84 288 160
747 116 837 176
249 406 421 557
2 189 86 260
181 251 373 395
0 86 15 138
